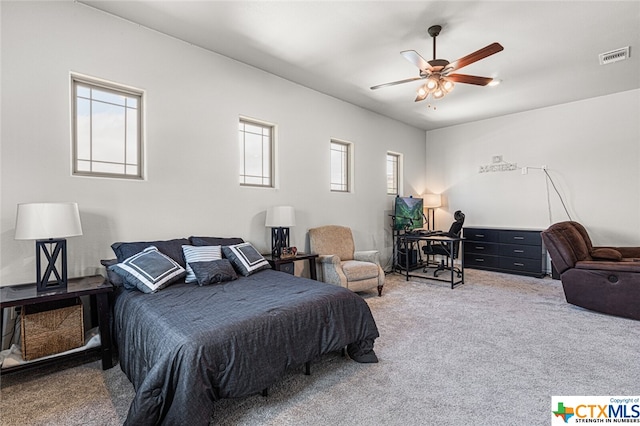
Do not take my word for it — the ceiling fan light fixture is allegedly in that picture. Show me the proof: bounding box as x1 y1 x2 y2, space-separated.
442 78 454 92
433 89 445 99
417 85 428 97
425 76 439 91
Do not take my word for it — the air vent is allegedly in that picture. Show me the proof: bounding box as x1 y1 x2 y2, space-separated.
599 46 630 65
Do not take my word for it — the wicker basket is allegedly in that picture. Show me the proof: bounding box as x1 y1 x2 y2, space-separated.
20 298 84 361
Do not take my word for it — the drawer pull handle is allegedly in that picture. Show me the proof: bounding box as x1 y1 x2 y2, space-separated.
475 258 485 262
475 234 485 238
513 250 524 253
475 246 485 250
514 262 525 266
513 236 525 240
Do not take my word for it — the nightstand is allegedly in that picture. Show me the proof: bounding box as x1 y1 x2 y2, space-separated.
0 275 114 374
262 253 319 280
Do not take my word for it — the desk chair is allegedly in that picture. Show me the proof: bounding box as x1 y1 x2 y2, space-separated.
422 211 465 277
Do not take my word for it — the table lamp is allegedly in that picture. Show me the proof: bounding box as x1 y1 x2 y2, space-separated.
423 194 442 231
15 202 83 292
265 206 296 258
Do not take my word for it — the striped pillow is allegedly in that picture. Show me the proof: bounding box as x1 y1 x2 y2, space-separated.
182 245 222 283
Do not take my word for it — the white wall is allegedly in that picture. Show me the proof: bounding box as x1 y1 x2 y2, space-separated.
426 89 640 246
0 1 426 285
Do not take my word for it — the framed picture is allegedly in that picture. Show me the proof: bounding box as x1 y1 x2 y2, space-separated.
281 246 297 259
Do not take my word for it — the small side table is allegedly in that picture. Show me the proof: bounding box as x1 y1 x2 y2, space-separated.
0 275 114 374
263 253 319 280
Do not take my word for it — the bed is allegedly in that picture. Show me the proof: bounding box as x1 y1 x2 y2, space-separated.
105 237 380 425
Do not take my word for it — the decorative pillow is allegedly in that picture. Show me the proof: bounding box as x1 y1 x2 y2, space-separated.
222 242 271 276
108 246 186 293
591 248 623 261
111 238 190 268
189 259 238 286
189 236 245 247
182 245 222 283
101 259 124 287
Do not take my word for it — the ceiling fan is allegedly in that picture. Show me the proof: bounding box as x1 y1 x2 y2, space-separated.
371 25 504 102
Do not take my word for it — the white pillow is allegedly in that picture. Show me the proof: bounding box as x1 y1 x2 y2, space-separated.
182 245 222 283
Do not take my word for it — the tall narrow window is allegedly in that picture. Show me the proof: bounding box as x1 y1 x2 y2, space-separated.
387 152 400 195
72 75 143 179
330 140 351 192
239 118 274 187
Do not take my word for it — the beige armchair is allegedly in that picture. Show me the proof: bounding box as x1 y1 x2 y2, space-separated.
309 225 384 296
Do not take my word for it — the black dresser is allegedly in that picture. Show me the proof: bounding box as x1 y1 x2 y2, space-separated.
463 227 546 278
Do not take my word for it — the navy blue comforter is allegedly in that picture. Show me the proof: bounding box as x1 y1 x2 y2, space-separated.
113 269 379 425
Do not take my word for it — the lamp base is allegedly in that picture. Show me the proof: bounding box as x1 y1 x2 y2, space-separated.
36 239 68 292
271 227 290 258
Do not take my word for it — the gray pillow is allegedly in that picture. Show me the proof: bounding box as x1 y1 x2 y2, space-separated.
222 242 271 276
189 236 244 247
101 259 124 287
109 246 186 293
189 259 238 286
111 238 189 267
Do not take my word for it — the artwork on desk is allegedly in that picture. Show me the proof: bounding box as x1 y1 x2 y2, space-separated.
393 196 424 230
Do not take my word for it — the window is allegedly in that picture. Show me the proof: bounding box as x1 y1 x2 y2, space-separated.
330 140 351 192
72 75 143 179
239 118 274 187
386 152 401 195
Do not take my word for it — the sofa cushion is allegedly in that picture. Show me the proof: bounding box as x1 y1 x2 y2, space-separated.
109 246 186 293
590 248 622 261
541 222 592 273
111 238 189 268
182 245 222 283
222 242 271 276
189 259 238 286
341 260 380 281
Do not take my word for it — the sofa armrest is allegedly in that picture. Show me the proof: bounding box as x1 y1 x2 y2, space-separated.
317 255 347 287
354 250 380 265
610 247 640 258
575 260 640 273
318 254 340 264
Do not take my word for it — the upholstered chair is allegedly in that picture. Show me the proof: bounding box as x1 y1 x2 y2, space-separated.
541 221 640 320
308 225 384 296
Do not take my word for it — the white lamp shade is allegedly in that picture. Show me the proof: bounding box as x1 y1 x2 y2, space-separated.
15 202 83 240
423 194 442 208
265 206 296 227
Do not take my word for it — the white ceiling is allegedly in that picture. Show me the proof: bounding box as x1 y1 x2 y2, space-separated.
82 1 640 131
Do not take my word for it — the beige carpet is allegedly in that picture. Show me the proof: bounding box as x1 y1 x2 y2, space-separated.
1 269 639 425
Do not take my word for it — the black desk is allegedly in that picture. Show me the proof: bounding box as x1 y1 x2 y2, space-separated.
398 233 464 289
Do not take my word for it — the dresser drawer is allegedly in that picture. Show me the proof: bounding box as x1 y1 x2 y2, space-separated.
465 254 499 269
498 230 541 246
499 243 541 259
499 257 541 273
463 228 499 243
464 241 499 256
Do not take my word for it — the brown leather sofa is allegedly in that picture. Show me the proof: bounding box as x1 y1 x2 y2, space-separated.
541 221 640 320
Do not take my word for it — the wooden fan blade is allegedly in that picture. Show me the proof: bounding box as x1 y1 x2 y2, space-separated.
370 76 425 90
448 42 504 71
401 50 432 72
447 74 494 86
